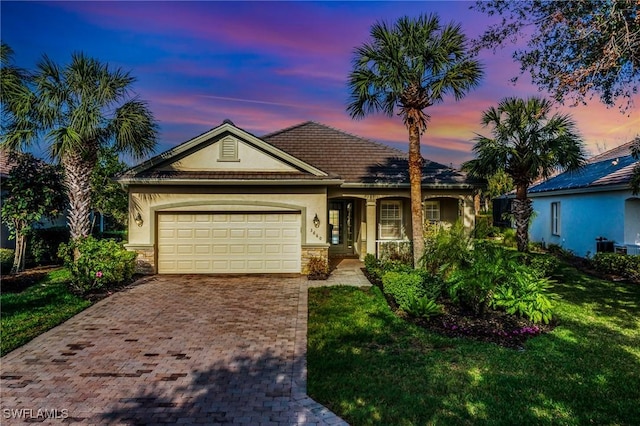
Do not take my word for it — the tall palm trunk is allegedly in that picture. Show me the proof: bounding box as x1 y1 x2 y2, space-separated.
62 149 97 246
408 123 424 267
512 184 532 252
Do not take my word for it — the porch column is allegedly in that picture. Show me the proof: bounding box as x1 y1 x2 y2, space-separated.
461 195 475 229
366 200 377 257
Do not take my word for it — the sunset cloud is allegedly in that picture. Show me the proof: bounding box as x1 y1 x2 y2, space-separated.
2 0 637 169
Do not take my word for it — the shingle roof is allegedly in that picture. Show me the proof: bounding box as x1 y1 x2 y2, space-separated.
529 138 639 193
263 121 479 187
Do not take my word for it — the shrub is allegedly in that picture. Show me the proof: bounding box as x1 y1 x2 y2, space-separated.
474 215 499 239
404 295 443 319
382 271 426 311
420 220 472 279
524 253 561 278
591 253 640 281
493 275 556 324
58 236 136 294
364 253 378 273
0 249 15 274
378 240 413 265
500 228 517 248
26 226 70 266
307 256 329 280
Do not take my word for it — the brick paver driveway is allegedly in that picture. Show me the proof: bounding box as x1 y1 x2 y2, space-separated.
1 275 345 425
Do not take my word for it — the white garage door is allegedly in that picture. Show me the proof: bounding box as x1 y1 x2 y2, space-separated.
157 212 301 274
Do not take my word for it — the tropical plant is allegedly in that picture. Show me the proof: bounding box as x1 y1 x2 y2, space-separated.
420 220 472 279
0 152 66 273
473 0 640 112
0 44 157 251
347 14 483 267
447 243 516 315
493 275 556 324
404 295 443 319
463 97 585 252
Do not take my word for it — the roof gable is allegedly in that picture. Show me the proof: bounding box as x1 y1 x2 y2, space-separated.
120 121 330 183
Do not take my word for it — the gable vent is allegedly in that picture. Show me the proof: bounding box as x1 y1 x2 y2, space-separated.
219 136 238 162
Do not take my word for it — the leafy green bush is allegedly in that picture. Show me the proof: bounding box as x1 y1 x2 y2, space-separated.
474 215 499 239
524 253 561 278
364 253 378 272
26 226 70 266
306 256 329 280
378 240 413 265
493 275 555 324
420 221 471 279
58 236 136 294
382 271 426 311
447 243 514 315
0 248 15 274
404 295 443 318
500 228 517 248
591 253 640 281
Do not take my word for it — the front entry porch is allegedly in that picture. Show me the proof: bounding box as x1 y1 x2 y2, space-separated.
327 193 475 262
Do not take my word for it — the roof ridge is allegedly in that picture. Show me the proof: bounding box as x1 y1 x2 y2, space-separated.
588 137 638 163
260 121 314 139
308 121 409 157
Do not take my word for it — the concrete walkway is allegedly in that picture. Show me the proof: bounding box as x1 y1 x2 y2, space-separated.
1 262 369 425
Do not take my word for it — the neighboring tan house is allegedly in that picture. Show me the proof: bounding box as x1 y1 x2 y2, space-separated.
528 139 640 257
118 120 482 274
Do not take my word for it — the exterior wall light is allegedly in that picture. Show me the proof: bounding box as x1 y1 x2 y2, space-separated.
134 213 144 227
313 213 320 228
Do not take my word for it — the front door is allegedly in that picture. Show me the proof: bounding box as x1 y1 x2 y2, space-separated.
328 200 354 255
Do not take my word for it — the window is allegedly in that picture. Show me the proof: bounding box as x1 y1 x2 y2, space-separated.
551 202 561 236
424 200 440 223
380 200 402 239
218 136 238 161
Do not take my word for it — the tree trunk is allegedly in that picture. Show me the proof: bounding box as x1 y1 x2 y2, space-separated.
10 220 26 274
408 123 424 268
512 185 532 252
62 149 97 256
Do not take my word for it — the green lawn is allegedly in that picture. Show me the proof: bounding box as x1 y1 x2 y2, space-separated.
1 269 91 356
307 263 640 425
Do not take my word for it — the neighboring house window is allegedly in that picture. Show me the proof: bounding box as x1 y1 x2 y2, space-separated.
218 137 238 161
380 200 402 239
551 202 561 236
424 200 440 223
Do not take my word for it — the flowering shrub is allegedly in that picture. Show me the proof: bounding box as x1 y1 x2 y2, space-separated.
58 237 136 294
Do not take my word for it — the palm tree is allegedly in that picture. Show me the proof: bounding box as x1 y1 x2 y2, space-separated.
463 97 586 252
1 46 157 244
347 14 483 267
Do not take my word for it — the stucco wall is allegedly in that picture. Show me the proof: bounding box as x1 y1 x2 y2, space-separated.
530 190 639 257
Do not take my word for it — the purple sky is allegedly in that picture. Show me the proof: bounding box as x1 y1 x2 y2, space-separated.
2 1 638 167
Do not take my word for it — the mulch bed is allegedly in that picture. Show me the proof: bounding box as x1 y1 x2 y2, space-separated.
1 266 148 303
362 268 555 350
0 265 61 293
